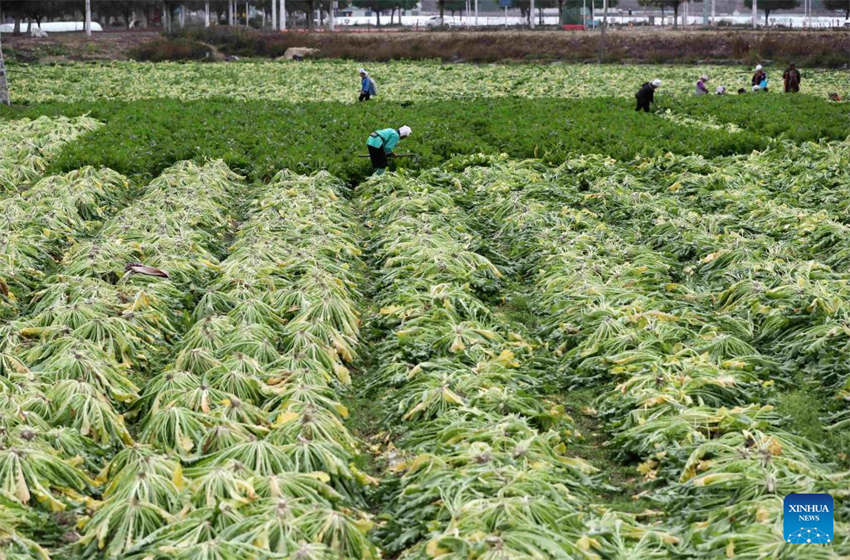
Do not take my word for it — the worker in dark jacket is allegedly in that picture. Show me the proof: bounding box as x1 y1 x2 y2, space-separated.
783 64 801 93
752 65 767 89
635 79 661 112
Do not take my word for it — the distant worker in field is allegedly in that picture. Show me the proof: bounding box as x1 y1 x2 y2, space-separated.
783 64 801 93
695 75 709 95
367 125 411 175
359 68 377 102
716 86 727 95
635 79 661 112
752 65 768 92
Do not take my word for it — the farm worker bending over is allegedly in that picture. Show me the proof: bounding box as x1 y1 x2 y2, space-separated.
752 65 768 91
695 75 709 95
367 125 411 175
783 64 801 93
359 68 377 101
635 79 661 112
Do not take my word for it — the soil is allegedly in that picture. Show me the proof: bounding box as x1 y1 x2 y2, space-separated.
3 30 160 62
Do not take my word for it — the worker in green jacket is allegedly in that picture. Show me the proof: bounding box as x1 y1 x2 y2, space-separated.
366 125 411 175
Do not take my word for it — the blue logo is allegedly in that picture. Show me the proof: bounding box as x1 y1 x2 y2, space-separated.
784 494 834 544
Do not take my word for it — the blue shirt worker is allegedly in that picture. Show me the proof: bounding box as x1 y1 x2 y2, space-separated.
359 68 377 101
366 126 411 175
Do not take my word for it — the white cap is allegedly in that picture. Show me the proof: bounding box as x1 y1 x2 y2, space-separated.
399 125 412 138
752 85 760 91
359 68 367 74
755 64 763 71
700 75 708 81
651 79 661 87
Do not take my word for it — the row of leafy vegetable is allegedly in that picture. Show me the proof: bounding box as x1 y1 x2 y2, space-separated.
0 160 245 558
0 160 399 559
0 115 101 195
355 170 684 558
8 61 850 104
446 147 850 557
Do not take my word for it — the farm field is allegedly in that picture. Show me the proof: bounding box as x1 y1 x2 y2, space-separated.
8 60 850 104
1 60 850 559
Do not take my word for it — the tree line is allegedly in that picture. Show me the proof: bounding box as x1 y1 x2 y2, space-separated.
1 0 847 31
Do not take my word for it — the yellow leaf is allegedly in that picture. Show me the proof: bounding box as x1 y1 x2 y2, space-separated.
449 336 466 353
495 349 519 368
273 411 300 427
349 464 380 486
15 468 30 503
637 459 658 475
173 464 185 490
179 435 194 452
354 517 374 533
577 535 600 550
425 539 448 557
306 471 330 483
766 437 782 456
441 387 465 406
333 362 351 385
725 541 735 558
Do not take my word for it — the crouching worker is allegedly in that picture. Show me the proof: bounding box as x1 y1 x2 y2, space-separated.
635 79 661 112
367 125 412 175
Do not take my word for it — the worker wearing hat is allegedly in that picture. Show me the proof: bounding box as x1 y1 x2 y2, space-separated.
366 126 411 175
695 75 709 95
635 79 661 112
752 65 767 91
359 68 377 102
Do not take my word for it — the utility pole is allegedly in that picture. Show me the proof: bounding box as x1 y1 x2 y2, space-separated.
179 4 186 28
272 0 277 30
684 0 688 26
702 0 707 25
530 0 535 28
711 0 715 25
475 0 479 26
330 0 336 30
281 0 286 29
245 1 249 26
85 0 92 35
752 0 757 28
0 32 10 106
205 1 211 26
599 0 607 62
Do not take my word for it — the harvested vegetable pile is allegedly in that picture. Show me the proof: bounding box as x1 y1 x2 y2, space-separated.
9 61 850 104
0 115 102 194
